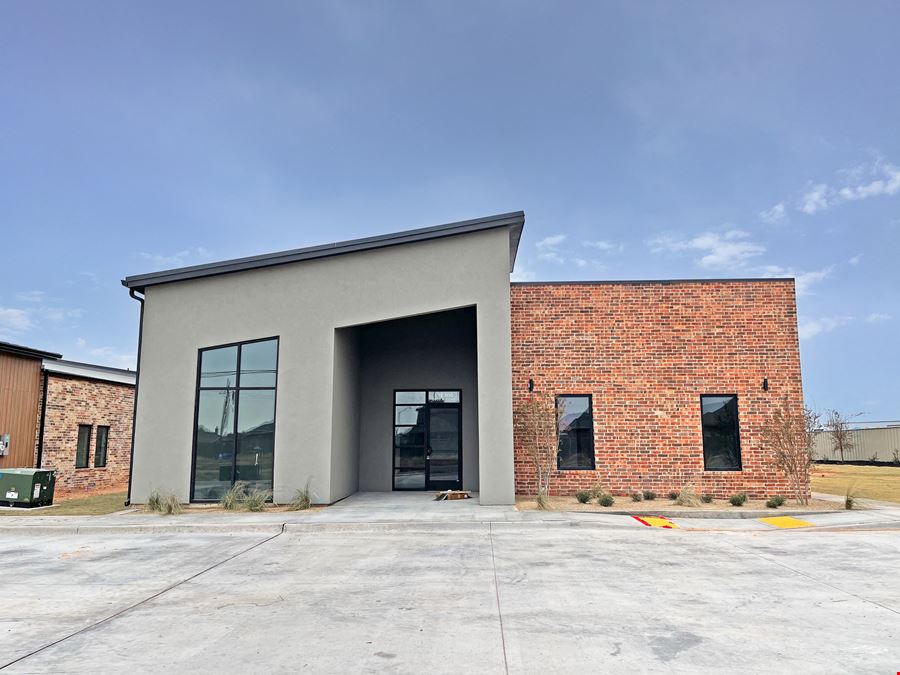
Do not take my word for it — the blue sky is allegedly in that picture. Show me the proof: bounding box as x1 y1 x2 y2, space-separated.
1 1 898 420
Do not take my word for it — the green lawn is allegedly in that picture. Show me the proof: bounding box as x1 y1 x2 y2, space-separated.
0 491 128 516
811 464 900 504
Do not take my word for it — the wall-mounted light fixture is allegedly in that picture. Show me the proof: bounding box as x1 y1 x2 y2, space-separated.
762 377 769 392
528 378 534 392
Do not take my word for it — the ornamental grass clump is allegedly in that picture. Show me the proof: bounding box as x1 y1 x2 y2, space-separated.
146 490 182 516
701 494 714 504
675 486 701 507
642 490 657 501
575 490 592 504
288 481 312 511
631 492 643 502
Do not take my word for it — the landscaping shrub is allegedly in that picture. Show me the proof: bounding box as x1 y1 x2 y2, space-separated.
675 486 700 507
243 488 272 512
220 482 271 512
575 490 592 504
220 483 248 511
700 493 714 504
667 490 679 501
631 492 643 502
288 481 312 511
146 490 182 516
765 497 780 509
642 490 657 501
598 493 615 507
771 495 786 507
845 483 859 510
729 492 748 507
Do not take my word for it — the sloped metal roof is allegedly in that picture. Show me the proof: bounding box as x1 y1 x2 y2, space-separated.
123 211 525 293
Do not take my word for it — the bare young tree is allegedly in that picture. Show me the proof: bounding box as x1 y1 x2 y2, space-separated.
762 398 818 505
515 392 561 509
824 409 859 462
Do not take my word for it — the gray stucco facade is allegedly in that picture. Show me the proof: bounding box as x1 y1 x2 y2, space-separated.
125 214 521 505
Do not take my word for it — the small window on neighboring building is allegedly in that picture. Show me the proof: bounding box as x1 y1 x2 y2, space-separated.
556 395 595 470
95 426 109 468
701 395 742 471
76 425 91 468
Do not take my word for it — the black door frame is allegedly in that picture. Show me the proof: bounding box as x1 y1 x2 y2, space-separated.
392 389 462 491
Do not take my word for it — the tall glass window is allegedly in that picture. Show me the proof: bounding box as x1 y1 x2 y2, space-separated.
191 337 278 501
701 395 742 471
95 426 109 468
556 395 595 470
75 425 91 468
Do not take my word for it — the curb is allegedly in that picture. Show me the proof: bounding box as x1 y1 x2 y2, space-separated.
579 509 837 520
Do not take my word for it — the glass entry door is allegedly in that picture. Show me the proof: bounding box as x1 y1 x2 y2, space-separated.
393 390 462 490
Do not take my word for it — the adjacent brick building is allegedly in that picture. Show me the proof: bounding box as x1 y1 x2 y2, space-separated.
510 280 803 499
36 360 135 496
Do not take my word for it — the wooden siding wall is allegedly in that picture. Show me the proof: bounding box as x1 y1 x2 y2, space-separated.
0 352 42 468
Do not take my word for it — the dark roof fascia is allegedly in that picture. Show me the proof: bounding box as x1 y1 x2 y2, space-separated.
511 277 795 286
0 341 62 361
123 211 525 293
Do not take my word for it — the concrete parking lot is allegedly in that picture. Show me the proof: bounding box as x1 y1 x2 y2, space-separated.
2 520 899 673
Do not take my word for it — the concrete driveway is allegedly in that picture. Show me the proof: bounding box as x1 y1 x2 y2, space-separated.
2 522 899 673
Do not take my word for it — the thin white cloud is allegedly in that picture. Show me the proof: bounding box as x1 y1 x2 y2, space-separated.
15 290 46 303
758 265 833 296
797 156 900 215
537 251 566 264
650 229 765 269
510 263 535 282
838 160 900 201
535 233 567 264
535 234 566 251
865 312 892 323
798 316 852 340
140 247 213 268
799 184 829 214
758 202 786 224
582 240 625 253
0 307 34 333
848 253 863 265
75 342 136 370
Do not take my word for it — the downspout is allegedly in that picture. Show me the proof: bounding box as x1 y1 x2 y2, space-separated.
125 287 145 506
35 369 49 468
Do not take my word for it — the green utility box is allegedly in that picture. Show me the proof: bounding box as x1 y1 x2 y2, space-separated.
0 469 56 508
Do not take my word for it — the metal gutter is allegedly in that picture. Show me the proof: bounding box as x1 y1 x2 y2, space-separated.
125 289 145 506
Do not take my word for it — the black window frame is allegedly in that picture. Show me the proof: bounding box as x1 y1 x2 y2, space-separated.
94 425 109 468
555 393 596 471
189 336 280 503
700 394 743 472
392 389 463 491
75 424 92 469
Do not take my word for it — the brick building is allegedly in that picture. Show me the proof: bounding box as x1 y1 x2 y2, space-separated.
510 281 802 498
36 360 135 496
123 211 804 505
0 341 135 498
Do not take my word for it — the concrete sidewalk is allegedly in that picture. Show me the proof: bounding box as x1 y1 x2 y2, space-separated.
2 491 899 534
2 521 899 673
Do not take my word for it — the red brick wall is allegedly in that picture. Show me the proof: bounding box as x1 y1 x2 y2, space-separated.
510 280 804 499
38 375 134 496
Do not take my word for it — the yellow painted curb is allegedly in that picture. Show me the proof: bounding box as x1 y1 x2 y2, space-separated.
634 515 678 528
759 515 813 529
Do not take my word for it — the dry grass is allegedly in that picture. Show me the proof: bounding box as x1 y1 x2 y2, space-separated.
515 495 842 512
0 491 128 517
812 463 900 504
